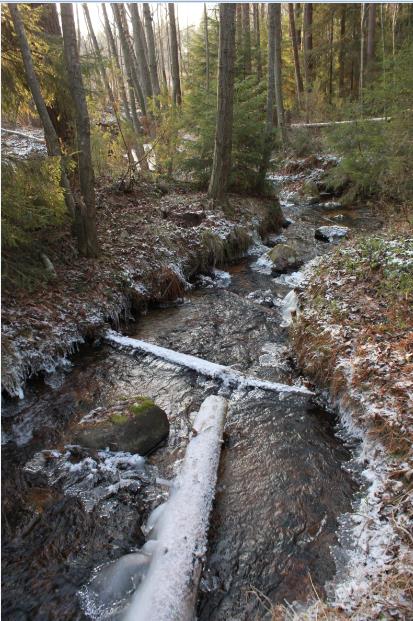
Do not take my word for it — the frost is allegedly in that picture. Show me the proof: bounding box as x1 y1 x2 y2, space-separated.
105 330 313 396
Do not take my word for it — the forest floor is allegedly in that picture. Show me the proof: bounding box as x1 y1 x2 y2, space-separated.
1 179 283 398
285 230 413 620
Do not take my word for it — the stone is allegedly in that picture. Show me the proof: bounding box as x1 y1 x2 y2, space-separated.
74 397 169 456
315 225 349 243
267 243 302 274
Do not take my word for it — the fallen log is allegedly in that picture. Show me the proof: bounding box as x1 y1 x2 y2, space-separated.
124 395 228 621
105 330 313 396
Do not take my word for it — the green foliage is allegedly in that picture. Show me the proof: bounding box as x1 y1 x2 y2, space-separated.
324 43 413 208
2 156 66 248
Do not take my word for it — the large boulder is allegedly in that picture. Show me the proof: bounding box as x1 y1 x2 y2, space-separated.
315 225 349 243
74 397 169 456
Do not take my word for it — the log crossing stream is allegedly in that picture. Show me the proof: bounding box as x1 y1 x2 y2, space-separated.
1 168 382 620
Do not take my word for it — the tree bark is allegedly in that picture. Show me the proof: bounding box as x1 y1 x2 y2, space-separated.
253 3 262 81
168 3 182 106
295 3 302 48
338 6 346 97
204 3 210 93
143 3 161 100
112 3 147 117
60 3 98 258
360 3 366 109
8 3 76 220
328 10 334 105
242 3 252 75
130 3 153 103
256 3 276 191
366 3 376 76
102 3 133 127
273 4 286 142
288 3 304 108
303 3 313 122
208 3 236 202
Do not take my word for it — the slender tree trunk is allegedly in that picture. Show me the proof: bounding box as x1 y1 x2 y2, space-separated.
208 3 236 202
60 3 98 258
143 3 161 100
253 3 262 82
236 4 242 52
288 3 304 108
242 3 252 75
8 3 76 221
303 3 313 122
366 3 376 78
130 3 153 104
273 4 286 142
257 3 276 190
168 3 182 106
102 4 133 127
338 6 346 97
295 3 302 48
83 4 133 167
112 3 147 117
360 3 366 110
75 3 81 53
204 3 210 93
328 10 334 105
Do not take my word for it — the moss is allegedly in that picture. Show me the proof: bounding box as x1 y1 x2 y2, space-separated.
110 413 129 425
130 396 155 415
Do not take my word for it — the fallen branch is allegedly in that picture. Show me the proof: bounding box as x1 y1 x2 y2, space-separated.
1 127 45 142
105 330 313 396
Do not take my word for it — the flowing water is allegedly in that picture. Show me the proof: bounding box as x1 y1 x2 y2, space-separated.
1 171 383 620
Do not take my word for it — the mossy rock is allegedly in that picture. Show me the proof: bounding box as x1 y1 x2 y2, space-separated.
74 397 169 456
267 243 302 274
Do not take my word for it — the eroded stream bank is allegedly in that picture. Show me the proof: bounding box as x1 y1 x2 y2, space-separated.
2 164 383 620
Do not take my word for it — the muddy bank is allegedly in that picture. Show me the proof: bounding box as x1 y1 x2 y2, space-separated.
1 185 284 399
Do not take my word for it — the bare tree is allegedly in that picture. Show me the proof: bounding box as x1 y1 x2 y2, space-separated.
253 3 262 82
338 6 347 97
8 4 76 221
288 3 304 108
303 2 313 122
129 3 153 104
208 3 236 202
142 3 161 100
366 3 376 77
102 3 133 126
274 4 286 142
257 2 276 190
204 3 210 93
168 3 182 105
60 3 98 257
242 3 252 74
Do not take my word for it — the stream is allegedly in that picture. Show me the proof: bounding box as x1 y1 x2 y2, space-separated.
2 169 382 621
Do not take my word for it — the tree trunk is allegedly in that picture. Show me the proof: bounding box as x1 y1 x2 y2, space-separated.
102 3 133 127
208 3 236 202
143 3 161 100
366 3 376 76
328 10 334 105
338 6 346 97
236 4 242 52
204 3 210 93
60 3 98 258
295 3 302 48
303 3 313 122
83 4 133 166
168 3 182 106
130 3 153 103
242 3 252 75
360 3 366 109
288 3 304 108
8 3 76 220
112 3 147 117
253 3 262 81
256 3 276 191
273 4 286 142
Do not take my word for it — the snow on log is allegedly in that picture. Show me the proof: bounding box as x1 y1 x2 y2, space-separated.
123 395 228 621
1 127 45 142
105 330 313 396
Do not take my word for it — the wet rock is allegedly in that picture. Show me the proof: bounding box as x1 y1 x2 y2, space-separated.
75 398 169 455
267 243 302 274
246 289 279 308
315 226 349 243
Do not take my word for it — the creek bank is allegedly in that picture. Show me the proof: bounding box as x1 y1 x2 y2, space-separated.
289 233 413 620
2 184 283 399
